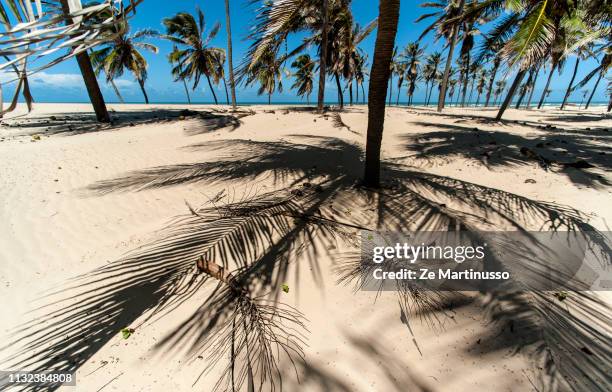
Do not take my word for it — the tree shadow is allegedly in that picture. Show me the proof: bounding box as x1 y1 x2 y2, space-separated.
401 121 611 187
3 135 611 391
0 108 255 137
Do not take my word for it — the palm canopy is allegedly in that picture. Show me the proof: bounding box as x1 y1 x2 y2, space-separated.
291 54 316 101
163 8 226 104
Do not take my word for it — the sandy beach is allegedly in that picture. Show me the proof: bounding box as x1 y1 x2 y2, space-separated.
1 103 611 391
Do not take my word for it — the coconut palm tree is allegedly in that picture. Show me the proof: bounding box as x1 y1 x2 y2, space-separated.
291 54 316 104
417 0 466 111
90 26 159 104
401 42 424 106
474 68 488 106
224 0 237 108
571 45 611 109
243 48 285 104
395 62 407 105
493 79 506 105
168 45 192 104
163 9 225 104
424 52 444 106
363 0 400 187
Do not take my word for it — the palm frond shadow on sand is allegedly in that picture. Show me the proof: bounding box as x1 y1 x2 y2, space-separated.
3 136 611 391
0 108 254 137
400 121 611 187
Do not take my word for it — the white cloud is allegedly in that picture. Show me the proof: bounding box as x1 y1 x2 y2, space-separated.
0 70 134 89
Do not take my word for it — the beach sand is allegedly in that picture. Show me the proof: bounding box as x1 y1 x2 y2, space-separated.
0 103 610 391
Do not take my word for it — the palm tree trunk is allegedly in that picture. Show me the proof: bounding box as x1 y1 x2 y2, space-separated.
496 69 526 121
396 81 402 105
461 55 470 107
388 74 393 105
317 0 329 112
537 63 556 109
515 68 534 109
224 0 237 108
361 83 366 103
110 80 124 103
424 81 430 106
560 57 580 110
182 79 191 104
484 60 499 106
205 74 219 104
59 0 109 122
585 72 603 110
437 0 465 112
268 93 271 105
608 95 612 112
137 78 150 104
349 82 353 105
526 67 539 108
335 73 344 108
222 76 230 105
363 0 400 187
355 79 359 103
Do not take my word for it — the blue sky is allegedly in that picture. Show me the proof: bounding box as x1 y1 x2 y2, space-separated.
2 0 608 104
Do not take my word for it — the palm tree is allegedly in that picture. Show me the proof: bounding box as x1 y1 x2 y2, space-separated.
424 52 444 105
291 54 316 104
224 0 237 108
493 79 506 105
363 0 400 187
402 42 424 106
417 0 466 112
318 0 330 112
474 68 488 106
169 45 192 104
90 26 159 104
571 45 611 110
243 48 285 104
422 63 436 106
395 62 407 105
59 0 110 122
163 9 225 104
388 48 399 105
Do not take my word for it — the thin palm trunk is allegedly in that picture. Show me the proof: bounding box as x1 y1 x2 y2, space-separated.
205 74 219 104
363 0 400 187
355 79 359 103
224 0 237 108
468 76 476 105
484 60 499 106
537 62 556 109
182 79 191 104
349 82 353 105
608 95 611 112
223 76 230 105
110 80 124 103
584 72 603 109
526 67 539 108
437 0 465 112
388 75 393 105
461 55 470 107
317 0 329 112
560 57 580 110
361 83 366 103
424 81 430 106
396 81 402 105
268 92 271 104
138 78 149 104
496 69 526 120
335 73 344 108
59 0 109 122
515 68 534 109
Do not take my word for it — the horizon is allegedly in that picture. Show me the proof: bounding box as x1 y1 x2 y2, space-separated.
0 0 608 105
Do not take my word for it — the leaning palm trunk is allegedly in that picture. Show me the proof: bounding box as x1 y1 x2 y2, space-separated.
515 68 534 109
496 69 526 121
437 0 465 112
317 0 329 112
526 68 539 108
224 0 237 108
537 62 556 109
560 58 580 110
584 72 603 110
205 75 219 104
222 76 230 105
363 0 400 187
335 73 344 108
110 80 125 103
484 59 499 107
58 0 110 122
137 78 149 104
460 55 470 107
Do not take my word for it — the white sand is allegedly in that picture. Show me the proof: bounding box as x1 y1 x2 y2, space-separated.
0 103 610 391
